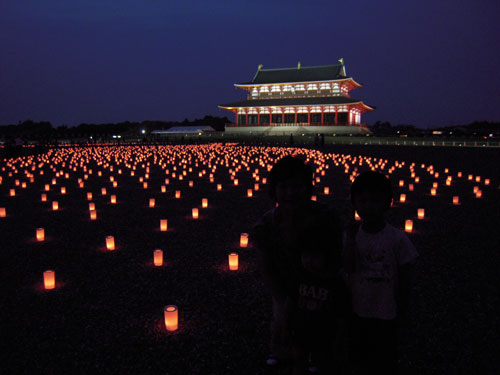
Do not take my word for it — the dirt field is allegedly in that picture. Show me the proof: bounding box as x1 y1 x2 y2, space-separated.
1 143 499 374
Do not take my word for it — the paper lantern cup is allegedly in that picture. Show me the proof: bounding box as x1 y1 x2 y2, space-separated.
164 305 178 331
44 270 55 290
228 253 239 271
154 249 163 266
160 219 168 232
106 236 115 251
240 233 248 248
405 220 413 233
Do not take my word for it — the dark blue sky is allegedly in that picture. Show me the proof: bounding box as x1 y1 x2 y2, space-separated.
1 0 499 128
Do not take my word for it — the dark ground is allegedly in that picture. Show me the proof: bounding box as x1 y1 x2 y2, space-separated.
1 143 499 375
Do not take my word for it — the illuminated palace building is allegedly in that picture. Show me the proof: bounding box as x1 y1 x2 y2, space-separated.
219 60 374 135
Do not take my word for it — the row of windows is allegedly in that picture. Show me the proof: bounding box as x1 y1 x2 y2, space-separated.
237 113 350 125
238 105 353 114
251 83 344 95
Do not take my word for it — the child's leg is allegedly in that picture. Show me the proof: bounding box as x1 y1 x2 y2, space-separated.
270 296 292 361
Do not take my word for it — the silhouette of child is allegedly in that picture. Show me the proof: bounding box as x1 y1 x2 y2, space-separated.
253 156 343 374
343 171 418 375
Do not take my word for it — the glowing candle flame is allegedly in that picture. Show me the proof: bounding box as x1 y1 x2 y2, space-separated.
44 270 55 290
228 253 239 271
164 305 178 331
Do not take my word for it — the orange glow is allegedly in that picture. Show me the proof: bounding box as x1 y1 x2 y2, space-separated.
405 220 413 233
202 198 208 208
41 193 47 202
399 180 404 187
475 190 482 198
87 192 92 200
52 201 59 211
432 182 438 188
355 211 361 221
149 198 155 208
109 195 116 204
0 207 5 217
324 186 330 195
484 179 490 185
400 194 406 203
409 184 414 191
106 236 115 251
175 190 181 199
240 233 248 248
161 185 166 193
311 195 317 201
475 176 481 182
61 187 66 194
154 249 163 266
418 209 425 220
90 210 97 220
44 270 55 290
189 181 194 187
192 208 199 219
414 177 420 183
143 182 148 189
101 187 107 196
457 172 462 177
217 184 222 191
9 189 15 197
468 174 473 180
36 228 45 241
254 183 259 191
160 219 168 231
164 305 178 331
453 196 460 205
473 186 479 194
431 188 437 196
247 189 253 197
234 179 239 186
45 184 50 191
228 253 239 270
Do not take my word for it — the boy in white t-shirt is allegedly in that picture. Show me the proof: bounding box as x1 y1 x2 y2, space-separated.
343 171 418 375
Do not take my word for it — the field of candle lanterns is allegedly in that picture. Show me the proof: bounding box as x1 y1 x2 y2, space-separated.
1 143 499 374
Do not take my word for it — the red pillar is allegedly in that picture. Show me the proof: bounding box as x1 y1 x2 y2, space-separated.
321 107 324 125
335 111 338 125
307 109 310 126
257 113 260 126
294 112 297 124
245 113 248 127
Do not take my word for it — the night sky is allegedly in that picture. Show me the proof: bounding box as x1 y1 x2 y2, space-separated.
1 0 499 128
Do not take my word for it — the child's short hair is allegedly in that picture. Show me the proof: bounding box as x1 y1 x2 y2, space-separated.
268 156 313 200
350 171 393 208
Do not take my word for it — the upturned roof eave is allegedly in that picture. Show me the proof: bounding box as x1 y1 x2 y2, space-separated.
234 77 360 87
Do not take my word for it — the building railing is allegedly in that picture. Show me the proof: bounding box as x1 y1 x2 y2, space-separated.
246 92 350 100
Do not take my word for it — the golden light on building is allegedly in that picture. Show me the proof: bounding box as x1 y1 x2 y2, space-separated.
164 305 178 331
160 219 168 232
106 236 115 251
43 270 55 290
405 219 413 233
240 233 249 248
154 249 163 266
36 228 45 241
228 253 239 271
